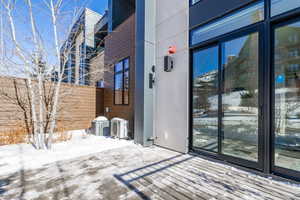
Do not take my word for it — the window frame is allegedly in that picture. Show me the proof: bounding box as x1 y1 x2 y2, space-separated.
189 0 300 181
114 57 130 105
190 24 265 171
270 15 300 182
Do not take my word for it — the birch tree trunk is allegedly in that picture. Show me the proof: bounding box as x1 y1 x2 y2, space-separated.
2 0 39 147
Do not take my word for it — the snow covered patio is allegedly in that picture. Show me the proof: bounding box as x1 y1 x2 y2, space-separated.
1 133 300 200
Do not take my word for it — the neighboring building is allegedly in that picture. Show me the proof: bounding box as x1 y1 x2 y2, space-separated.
60 8 103 86
134 0 300 182
60 1 136 138
102 0 136 138
90 11 108 87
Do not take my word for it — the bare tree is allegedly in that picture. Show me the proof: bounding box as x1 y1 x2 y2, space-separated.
0 0 107 149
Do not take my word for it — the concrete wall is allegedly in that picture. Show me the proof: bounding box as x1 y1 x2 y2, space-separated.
0 76 104 133
154 0 189 153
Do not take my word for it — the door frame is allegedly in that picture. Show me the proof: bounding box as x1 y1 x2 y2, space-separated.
189 23 265 171
270 14 300 181
189 0 300 182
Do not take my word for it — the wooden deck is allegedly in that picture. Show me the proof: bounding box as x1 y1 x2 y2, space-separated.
1 144 300 200
115 149 300 200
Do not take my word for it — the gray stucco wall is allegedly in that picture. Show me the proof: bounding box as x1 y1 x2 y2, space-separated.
154 0 189 153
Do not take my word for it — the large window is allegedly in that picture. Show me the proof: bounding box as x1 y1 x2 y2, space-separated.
274 20 300 172
114 58 130 105
192 29 261 163
190 0 300 181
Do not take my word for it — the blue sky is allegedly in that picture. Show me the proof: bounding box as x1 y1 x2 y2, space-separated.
87 0 108 14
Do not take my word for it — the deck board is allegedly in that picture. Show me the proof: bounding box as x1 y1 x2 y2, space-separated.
1 144 300 200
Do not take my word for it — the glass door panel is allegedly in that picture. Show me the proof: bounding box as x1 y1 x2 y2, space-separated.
274 21 300 172
192 46 219 152
221 32 259 162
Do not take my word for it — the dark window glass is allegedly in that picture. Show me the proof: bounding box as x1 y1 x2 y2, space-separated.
114 73 123 105
274 21 300 171
190 1 264 46
271 0 300 17
124 70 129 105
79 43 87 85
114 58 130 105
124 58 129 70
192 46 219 152
221 32 259 162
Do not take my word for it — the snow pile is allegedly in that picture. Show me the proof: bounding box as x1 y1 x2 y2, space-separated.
0 130 134 176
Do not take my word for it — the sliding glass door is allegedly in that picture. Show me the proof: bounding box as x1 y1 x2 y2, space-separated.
273 19 300 174
221 32 260 162
190 0 300 181
191 26 263 168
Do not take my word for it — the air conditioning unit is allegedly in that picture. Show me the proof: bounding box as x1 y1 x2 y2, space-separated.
110 118 128 139
91 116 110 136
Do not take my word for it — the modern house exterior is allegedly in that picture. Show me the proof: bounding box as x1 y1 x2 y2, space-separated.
133 0 300 182
59 0 300 182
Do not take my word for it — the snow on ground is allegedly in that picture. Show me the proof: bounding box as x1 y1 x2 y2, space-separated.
0 130 135 176
1 142 300 200
1 131 300 199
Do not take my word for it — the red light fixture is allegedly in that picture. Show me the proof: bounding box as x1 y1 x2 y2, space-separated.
168 46 176 54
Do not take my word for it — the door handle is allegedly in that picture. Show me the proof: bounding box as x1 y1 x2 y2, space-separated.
259 104 263 117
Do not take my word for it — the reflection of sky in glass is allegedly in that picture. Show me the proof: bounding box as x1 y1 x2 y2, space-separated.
191 1 264 45
222 36 247 65
115 62 123 72
271 0 300 17
286 21 300 28
193 36 248 78
115 74 123 90
193 46 218 78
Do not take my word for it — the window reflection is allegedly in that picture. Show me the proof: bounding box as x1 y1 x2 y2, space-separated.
114 58 130 105
190 1 264 46
124 70 129 104
274 21 300 171
192 46 219 152
222 32 259 162
114 72 123 105
271 0 300 17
